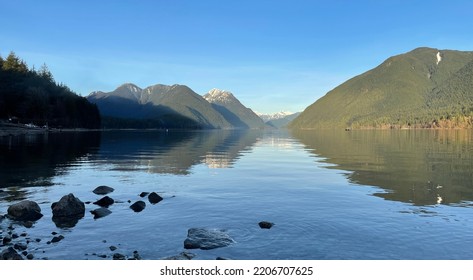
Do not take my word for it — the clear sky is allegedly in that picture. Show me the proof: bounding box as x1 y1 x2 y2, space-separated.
1 0 473 114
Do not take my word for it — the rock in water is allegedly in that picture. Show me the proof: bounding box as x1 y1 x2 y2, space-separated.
93 196 114 207
51 193 85 217
7 200 43 221
183 228 235 250
148 192 163 204
0 247 23 260
258 221 274 229
130 201 146 212
90 207 112 219
139 192 149 198
162 251 196 260
93 186 114 195
51 194 85 228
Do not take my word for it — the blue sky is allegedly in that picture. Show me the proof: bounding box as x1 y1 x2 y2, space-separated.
1 0 473 114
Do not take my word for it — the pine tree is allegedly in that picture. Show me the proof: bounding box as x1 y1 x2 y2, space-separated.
38 63 54 83
2 51 28 73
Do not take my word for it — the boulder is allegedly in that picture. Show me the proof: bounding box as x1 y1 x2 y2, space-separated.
51 194 85 228
93 196 114 207
258 221 274 229
148 192 163 204
183 228 235 250
1 247 23 260
130 201 146 212
51 193 85 217
93 185 114 195
7 200 43 221
90 207 112 219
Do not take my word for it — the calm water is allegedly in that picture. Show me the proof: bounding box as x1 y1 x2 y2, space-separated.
1 129 473 260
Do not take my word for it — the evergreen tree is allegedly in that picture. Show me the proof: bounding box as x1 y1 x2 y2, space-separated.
2 51 28 73
38 63 54 83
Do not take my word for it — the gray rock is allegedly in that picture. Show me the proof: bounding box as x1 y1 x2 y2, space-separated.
162 251 196 260
93 196 114 207
258 221 274 229
148 192 163 204
183 228 235 250
7 200 43 221
93 185 115 195
1 247 23 260
139 192 149 198
13 243 27 251
51 235 64 243
90 207 112 219
51 194 85 217
130 201 146 212
51 194 85 228
113 253 126 260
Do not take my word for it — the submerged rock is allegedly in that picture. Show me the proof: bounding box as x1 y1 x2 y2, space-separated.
7 200 43 222
93 186 115 195
139 192 149 198
130 201 146 212
112 253 126 260
162 251 196 260
258 221 274 229
1 247 23 260
93 196 114 207
51 235 65 243
148 192 163 204
183 228 235 250
90 207 112 219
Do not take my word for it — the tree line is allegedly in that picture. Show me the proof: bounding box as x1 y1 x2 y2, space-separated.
0 52 101 128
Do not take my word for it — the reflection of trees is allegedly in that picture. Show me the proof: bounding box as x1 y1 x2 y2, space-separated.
96 130 262 175
292 129 473 206
0 132 101 200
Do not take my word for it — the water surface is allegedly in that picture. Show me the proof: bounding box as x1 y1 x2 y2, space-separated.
1 129 472 259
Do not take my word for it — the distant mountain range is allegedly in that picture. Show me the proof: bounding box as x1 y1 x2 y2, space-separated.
257 111 301 128
88 84 267 129
290 47 473 129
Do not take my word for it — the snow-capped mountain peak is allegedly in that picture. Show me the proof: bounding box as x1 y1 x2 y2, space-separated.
204 88 236 104
256 111 294 122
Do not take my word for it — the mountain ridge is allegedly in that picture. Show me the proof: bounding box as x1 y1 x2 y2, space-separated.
88 84 267 129
290 47 473 129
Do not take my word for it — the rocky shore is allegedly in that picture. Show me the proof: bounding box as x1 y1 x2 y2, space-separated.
0 185 274 260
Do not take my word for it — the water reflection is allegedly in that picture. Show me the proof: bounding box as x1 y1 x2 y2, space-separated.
292 129 473 206
0 132 101 193
95 130 261 174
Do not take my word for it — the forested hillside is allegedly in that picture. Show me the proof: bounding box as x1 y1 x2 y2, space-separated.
0 52 101 128
290 48 473 129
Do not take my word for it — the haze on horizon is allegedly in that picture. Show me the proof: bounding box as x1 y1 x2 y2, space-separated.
1 0 472 114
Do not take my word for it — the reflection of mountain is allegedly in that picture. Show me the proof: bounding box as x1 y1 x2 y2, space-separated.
0 132 101 200
96 130 261 174
292 129 473 206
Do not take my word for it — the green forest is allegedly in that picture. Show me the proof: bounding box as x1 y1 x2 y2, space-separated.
0 52 101 129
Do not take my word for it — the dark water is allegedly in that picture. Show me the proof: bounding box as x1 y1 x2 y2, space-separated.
1 129 473 259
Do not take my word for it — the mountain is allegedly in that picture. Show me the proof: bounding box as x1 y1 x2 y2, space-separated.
88 83 232 129
266 112 300 128
257 111 301 128
290 47 473 129
203 89 266 129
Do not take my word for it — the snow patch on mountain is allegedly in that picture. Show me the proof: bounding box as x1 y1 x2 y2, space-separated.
436 51 442 65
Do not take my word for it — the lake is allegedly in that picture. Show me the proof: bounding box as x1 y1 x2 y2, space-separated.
1 129 473 260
